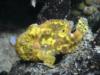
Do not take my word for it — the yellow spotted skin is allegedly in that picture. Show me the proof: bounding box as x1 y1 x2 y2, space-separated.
15 17 88 67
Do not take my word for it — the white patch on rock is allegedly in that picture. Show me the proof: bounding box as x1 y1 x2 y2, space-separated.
10 35 17 46
94 46 100 53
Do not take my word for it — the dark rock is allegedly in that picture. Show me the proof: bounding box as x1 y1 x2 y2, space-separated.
37 0 71 23
88 12 100 33
9 53 100 75
93 53 100 63
0 71 8 75
8 61 50 75
70 55 100 75
8 60 74 75
92 30 100 64
93 29 100 46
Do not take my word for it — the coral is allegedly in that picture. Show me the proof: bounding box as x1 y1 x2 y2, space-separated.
15 17 88 67
83 6 98 15
78 2 86 10
71 0 99 16
84 0 94 5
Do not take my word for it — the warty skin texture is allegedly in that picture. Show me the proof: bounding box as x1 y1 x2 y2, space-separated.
15 17 88 67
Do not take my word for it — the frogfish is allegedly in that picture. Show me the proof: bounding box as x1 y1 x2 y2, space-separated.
12 17 88 67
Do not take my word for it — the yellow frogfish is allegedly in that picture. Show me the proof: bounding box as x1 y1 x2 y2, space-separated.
15 17 88 67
